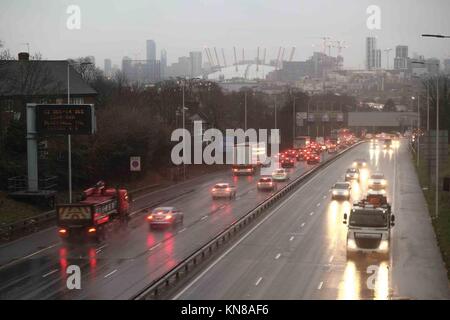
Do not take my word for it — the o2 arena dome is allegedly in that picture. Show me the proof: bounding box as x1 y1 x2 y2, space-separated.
206 63 276 81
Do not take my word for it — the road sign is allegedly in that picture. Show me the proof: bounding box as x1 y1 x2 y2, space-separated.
130 156 141 172
296 112 306 126
307 113 315 122
322 113 329 122
336 113 344 122
36 104 96 135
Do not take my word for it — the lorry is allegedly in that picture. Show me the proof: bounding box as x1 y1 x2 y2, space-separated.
293 136 310 149
56 181 130 242
343 192 395 260
232 143 258 175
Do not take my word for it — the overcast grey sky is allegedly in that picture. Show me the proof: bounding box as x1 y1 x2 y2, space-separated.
1 0 449 69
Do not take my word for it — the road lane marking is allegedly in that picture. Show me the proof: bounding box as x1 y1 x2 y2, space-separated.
172 158 342 300
310 212 314 216
255 277 263 286
301 222 305 228
323 195 327 199
289 236 294 241
201 216 208 221
318 281 323 290
104 269 117 278
0 243 59 270
178 228 187 234
316 203 321 207
149 243 161 251
42 269 58 278
329 255 334 263
275 253 281 260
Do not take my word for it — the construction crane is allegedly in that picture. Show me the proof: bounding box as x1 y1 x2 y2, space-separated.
383 48 392 70
242 48 245 63
332 40 348 69
275 46 282 68
289 46 296 62
204 47 214 69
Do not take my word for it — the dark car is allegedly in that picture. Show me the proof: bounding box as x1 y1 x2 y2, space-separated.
306 153 320 165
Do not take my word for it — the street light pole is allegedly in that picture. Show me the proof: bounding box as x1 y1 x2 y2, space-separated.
67 62 72 204
182 81 186 181
293 96 296 144
244 91 247 131
417 95 420 167
435 75 439 218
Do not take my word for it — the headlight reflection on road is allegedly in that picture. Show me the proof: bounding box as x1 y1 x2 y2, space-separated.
374 262 390 300
351 181 361 201
339 261 360 300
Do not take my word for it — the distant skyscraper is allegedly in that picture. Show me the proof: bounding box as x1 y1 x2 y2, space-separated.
146 40 156 62
426 58 440 75
189 51 202 77
160 49 167 79
394 45 409 70
366 37 381 70
104 58 112 78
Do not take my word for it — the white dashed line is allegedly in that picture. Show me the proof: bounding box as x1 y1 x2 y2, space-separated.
104 269 117 278
329 255 334 263
323 195 327 199
178 228 187 234
201 216 208 221
289 236 294 242
316 203 321 207
318 281 324 290
42 269 58 278
255 277 263 286
310 212 314 216
275 253 281 260
301 222 306 228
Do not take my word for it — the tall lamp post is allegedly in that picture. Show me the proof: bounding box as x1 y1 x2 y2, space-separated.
67 60 92 203
411 95 420 166
412 55 441 218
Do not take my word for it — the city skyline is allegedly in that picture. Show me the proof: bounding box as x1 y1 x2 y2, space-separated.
1 0 449 69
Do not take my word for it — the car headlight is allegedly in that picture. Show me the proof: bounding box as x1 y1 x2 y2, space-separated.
332 190 338 195
353 162 357 166
381 180 386 185
378 240 389 251
343 191 349 196
354 174 359 178
347 239 357 250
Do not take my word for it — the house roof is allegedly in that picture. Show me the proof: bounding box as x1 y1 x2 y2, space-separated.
0 60 97 98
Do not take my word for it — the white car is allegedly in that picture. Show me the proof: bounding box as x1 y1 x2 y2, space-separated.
369 173 387 190
331 182 351 201
271 168 289 182
211 183 236 199
147 207 184 228
257 177 277 191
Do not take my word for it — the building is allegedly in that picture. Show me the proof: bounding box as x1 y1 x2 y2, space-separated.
394 45 409 70
146 40 156 62
167 56 191 78
160 49 167 79
189 51 202 78
0 53 97 139
122 57 160 84
104 58 112 78
366 37 381 70
426 58 440 75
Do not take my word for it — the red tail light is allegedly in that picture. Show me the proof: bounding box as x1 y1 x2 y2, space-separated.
88 227 96 233
147 215 154 220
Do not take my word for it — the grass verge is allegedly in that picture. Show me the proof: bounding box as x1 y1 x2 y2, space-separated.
413 144 450 279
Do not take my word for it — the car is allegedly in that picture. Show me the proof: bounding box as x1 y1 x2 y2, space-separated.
296 149 307 161
281 157 295 168
331 182 351 201
352 159 367 168
306 153 320 165
147 207 184 228
328 145 337 154
272 168 289 182
211 183 236 199
257 177 277 191
345 168 360 182
368 173 387 190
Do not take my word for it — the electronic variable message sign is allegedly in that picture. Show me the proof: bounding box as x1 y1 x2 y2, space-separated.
36 104 96 135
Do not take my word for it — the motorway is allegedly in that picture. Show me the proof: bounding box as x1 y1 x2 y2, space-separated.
0 148 335 299
174 141 450 300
